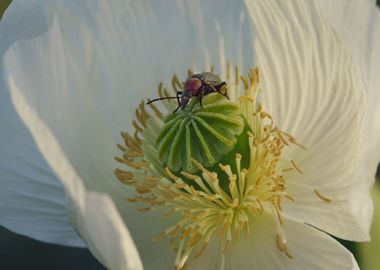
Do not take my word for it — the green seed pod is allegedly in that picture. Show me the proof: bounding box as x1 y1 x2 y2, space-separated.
156 93 244 173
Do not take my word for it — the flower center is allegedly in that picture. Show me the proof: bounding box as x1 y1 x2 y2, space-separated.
115 66 308 269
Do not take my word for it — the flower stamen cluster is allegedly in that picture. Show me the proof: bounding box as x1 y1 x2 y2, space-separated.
115 66 330 269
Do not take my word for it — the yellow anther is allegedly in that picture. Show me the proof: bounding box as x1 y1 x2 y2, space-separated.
165 167 179 181
240 76 249 89
235 65 239 85
314 189 332 203
158 82 164 98
290 160 303 174
171 74 183 92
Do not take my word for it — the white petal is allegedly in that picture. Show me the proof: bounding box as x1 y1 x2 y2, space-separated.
245 0 379 240
67 193 143 270
282 218 359 270
3 0 255 264
283 182 369 241
321 0 380 239
0 0 49 53
321 0 380 104
0 0 82 246
0 116 83 246
187 214 358 270
8 79 143 270
3 11 172 264
3 0 255 193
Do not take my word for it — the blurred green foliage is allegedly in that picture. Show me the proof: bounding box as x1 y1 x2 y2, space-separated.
358 182 380 270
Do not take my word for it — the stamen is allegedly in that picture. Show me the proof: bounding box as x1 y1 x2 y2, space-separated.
283 244 293 259
277 130 290 146
115 66 310 267
240 76 249 89
285 194 295 202
194 242 208 258
163 88 171 98
137 207 151 212
314 189 332 203
289 138 307 150
147 99 164 119
220 254 225 270
281 168 293 173
117 144 127 152
172 74 183 93
174 238 185 268
165 167 179 181
290 160 303 174
177 247 192 270
135 103 149 128
278 130 306 150
235 65 239 85
132 120 144 132
158 82 164 98
226 61 231 81
276 234 293 259
152 231 166 242
276 233 284 251
239 95 254 103
114 168 134 184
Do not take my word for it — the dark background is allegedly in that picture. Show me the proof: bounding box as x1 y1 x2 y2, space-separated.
0 1 379 269
0 226 105 270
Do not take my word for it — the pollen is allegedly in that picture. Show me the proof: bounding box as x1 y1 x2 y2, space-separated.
115 66 307 269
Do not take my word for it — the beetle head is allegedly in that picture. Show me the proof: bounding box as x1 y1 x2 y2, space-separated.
180 91 191 109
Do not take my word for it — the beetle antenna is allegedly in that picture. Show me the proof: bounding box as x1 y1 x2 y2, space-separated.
146 96 178 105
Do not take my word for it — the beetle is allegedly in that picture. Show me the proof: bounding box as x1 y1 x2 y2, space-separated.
147 72 228 112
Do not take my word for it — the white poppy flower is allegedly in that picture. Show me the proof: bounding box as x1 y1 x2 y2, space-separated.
1 0 380 269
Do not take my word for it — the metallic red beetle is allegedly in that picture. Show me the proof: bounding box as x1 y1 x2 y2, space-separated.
147 72 228 112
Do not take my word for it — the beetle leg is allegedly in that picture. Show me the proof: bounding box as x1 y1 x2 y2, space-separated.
207 84 217 93
173 91 182 113
216 82 229 99
207 82 229 100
